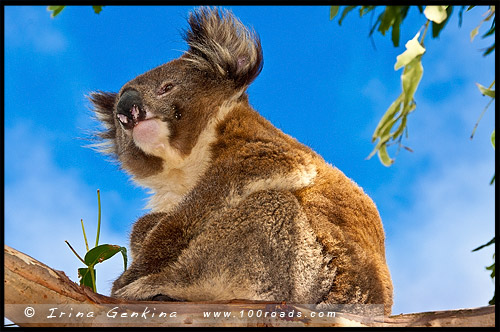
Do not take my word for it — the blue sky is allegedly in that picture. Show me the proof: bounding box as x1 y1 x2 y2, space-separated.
4 6 495 316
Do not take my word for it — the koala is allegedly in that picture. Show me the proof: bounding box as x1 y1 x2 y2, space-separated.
90 7 393 315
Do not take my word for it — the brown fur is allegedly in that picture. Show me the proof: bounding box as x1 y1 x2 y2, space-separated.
90 7 393 315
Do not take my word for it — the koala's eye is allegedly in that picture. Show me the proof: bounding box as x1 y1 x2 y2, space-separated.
157 83 174 96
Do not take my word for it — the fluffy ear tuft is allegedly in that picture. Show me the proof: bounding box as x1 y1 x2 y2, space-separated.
183 7 263 88
88 91 118 156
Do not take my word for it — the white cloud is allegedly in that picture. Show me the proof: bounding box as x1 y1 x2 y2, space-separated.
4 6 67 54
5 122 127 297
386 157 495 314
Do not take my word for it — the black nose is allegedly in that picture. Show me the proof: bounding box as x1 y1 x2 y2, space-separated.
116 89 145 129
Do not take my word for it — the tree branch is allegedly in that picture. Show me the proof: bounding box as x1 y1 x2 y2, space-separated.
4 245 495 327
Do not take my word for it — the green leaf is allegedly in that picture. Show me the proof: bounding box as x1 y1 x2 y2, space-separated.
489 292 495 305
472 237 495 252
359 6 375 17
492 130 495 149
394 32 426 70
392 104 415 139
120 246 128 271
486 262 495 279
377 144 394 166
391 14 402 47
84 244 123 266
471 6 496 43
92 6 104 14
482 20 495 38
338 6 357 25
379 117 399 143
372 94 404 141
431 6 453 39
330 6 339 20
369 13 384 37
466 6 475 12
389 7 410 47
458 6 466 27
378 6 397 36
78 267 96 288
470 26 480 42
490 174 495 185
476 83 496 98
399 7 410 22
47 6 65 18
482 43 495 56
401 57 424 107
424 6 448 24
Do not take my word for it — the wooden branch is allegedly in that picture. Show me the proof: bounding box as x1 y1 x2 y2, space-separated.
4 245 495 327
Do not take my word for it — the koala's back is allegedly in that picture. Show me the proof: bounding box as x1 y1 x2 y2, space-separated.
111 103 392 314
93 7 393 316
210 103 393 310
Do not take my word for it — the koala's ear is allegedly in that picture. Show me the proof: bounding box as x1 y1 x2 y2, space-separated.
183 7 263 88
88 91 118 155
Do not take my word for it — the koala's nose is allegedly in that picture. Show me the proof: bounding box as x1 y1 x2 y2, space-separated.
116 89 145 129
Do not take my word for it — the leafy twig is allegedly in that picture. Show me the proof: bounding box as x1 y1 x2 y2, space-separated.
95 189 101 247
64 240 85 265
66 189 127 294
81 219 89 252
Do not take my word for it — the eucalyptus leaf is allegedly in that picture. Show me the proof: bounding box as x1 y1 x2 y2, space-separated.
369 13 384 36
470 26 480 42
401 57 424 106
330 6 340 20
84 244 122 266
394 32 425 70
359 6 375 17
391 14 402 47
423 6 448 24
431 6 453 38
483 43 495 56
372 94 404 140
338 6 357 25
482 20 495 38
377 144 394 166
392 113 409 139
378 6 397 35
47 6 65 18
379 118 399 146
471 7 495 43
458 6 466 27
476 83 496 98
92 6 104 14
78 267 96 288
120 246 128 271
472 237 495 252
486 262 495 279
492 130 495 149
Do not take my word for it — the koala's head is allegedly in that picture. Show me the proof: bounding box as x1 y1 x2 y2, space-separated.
90 7 263 181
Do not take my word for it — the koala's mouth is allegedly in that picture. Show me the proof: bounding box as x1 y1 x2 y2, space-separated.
117 104 153 130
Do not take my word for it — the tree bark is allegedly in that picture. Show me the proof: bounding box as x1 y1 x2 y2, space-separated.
4 245 495 327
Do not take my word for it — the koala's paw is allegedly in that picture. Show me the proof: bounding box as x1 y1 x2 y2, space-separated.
150 294 183 302
112 278 158 301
